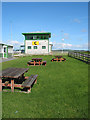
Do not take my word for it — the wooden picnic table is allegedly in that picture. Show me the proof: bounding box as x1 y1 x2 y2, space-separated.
0 68 29 92
55 56 62 58
27 58 46 66
55 56 63 61
32 58 42 66
32 58 42 61
32 58 42 65
51 56 66 62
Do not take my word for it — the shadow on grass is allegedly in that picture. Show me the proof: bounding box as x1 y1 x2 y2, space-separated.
2 80 35 93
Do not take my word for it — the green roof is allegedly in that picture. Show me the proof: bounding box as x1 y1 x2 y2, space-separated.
0 43 13 47
22 32 51 37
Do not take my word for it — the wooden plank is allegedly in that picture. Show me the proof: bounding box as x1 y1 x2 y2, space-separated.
1 68 29 78
2 83 22 88
2 83 11 87
11 80 14 92
0 68 15 77
26 76 37 87
22 75 38 87
55 56 62 58
22 75 34 86
32 58 42 62
0 78 2 91
68 52 90 64
9 68 29 78
0 68 17 77
32 58 42 60
3 68 20 78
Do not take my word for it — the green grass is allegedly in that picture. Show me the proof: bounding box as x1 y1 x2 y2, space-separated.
1 55 88 118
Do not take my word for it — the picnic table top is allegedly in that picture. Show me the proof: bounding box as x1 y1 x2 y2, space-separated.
0 68 29 79
55 56 62 58
32 58 43 61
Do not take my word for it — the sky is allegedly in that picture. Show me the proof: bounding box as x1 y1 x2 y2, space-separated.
2 2 88 50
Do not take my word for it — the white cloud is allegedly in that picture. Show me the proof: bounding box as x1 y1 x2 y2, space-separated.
6 40 23 49
52 41 88 50
78 38 83 41
61 38 64 41
64 33 70 40
11 41 19 44
73 18 80 23
53 42 72 49
64 33 69 36
81 29 87 32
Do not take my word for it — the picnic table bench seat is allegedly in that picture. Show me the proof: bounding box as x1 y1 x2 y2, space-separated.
22 74 38 93
51 58 57 61
27 61 34 65
41 61 47 66
61 58 66 61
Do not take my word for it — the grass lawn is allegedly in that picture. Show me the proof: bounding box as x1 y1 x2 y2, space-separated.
1 55 88 118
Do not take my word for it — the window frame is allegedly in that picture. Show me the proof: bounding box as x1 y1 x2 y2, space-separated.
34 46 37 49
28 46 32 49
42 46 46 49
33 35 37 40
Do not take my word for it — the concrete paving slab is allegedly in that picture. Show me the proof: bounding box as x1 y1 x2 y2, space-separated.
0 57 17 63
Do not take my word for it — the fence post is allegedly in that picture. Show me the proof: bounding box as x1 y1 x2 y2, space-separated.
83 54 85 62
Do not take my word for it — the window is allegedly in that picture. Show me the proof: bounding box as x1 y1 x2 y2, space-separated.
37 36 39 39
30 36 33 40
42 46 46 49
44 36 46 39
26 35 30 40
33 36 37 39
41 36 43 39
28 46 31 49
34 46 37 49
27 36 30 40
4 48 6 53
46 35 49 39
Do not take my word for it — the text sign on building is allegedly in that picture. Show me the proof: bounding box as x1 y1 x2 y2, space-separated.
32 41 39 45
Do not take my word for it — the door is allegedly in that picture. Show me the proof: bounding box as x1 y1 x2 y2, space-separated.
3 46 7 58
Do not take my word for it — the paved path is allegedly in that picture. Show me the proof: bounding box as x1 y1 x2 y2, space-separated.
0 57 17 63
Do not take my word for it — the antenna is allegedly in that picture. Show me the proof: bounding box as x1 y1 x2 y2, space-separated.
10 21 12 41
61 30 64 53
11 21 12 41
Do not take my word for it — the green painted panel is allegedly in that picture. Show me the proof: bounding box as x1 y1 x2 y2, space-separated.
4 53 7 58
4 47 7 58
7 46 8 58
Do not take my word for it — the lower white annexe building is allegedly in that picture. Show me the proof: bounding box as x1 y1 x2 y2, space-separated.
0 43 13 58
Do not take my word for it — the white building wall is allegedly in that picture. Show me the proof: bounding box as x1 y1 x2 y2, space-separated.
8 46 13 53
25 40 49 54
49 45 51 52
0 45 3 53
